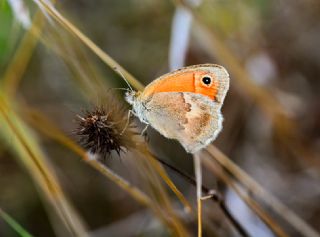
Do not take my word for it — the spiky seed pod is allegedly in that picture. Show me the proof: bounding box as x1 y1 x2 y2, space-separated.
76 104 137 158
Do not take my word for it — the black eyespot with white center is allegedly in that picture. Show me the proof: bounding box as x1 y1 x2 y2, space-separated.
202 76 212 86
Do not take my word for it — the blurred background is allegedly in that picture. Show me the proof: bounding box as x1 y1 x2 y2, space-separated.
0 0 319 236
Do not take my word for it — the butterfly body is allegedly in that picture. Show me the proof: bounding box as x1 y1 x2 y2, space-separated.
125 64 229 153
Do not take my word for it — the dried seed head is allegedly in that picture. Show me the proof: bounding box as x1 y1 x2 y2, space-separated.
76 105 137 158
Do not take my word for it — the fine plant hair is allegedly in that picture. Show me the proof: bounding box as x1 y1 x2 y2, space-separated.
75 100 137 157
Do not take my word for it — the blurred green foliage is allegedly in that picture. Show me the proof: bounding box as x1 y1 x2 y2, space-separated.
0 0 13 65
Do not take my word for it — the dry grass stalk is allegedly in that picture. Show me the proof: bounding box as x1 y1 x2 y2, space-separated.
23 3 289 235
193 153 203 237
22 105 190 236
4 4 191 234
201 150 289 237
0 95 88 237
205 144 320 237
2 10 45 96
4 1 317 236
2 10 184 235
191 13 319 168
31 0 144 92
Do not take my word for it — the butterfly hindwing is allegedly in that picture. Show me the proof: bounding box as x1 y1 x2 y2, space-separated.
143 92 223 153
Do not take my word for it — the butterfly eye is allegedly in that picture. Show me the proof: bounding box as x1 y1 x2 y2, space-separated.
201 76 212 86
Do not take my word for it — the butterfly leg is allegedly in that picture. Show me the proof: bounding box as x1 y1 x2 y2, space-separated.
120 109 134 135
200 195 212 201
141 124 149 142
200 189 220 201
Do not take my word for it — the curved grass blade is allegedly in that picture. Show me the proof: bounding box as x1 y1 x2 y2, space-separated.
201 151 289 237
0 208 34 237
21 105 190 237
0 94 88 237
31 0 144 92
205 145 320 237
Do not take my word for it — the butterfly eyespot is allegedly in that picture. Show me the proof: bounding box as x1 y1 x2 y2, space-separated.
202 76 212 86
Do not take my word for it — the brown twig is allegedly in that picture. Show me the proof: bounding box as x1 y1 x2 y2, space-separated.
154 155 250 237
202 151 289 237
205 145 320 237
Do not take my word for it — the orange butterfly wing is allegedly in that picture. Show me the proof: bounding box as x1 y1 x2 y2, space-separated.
141 65 222 101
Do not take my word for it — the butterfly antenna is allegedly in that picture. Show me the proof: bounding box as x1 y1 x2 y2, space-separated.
113 67 133 92
110 88 131 92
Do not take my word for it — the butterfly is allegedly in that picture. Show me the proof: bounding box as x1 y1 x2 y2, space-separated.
125 64 230 153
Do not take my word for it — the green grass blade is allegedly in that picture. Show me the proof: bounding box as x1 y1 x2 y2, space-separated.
0 208 34 237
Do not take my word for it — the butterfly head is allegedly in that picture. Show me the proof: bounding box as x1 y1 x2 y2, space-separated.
125 90 141 105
